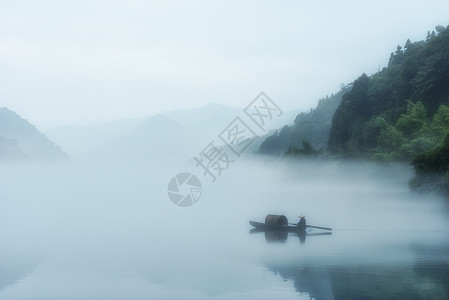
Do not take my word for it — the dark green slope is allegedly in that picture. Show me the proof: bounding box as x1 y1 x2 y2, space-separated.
328 25 449 159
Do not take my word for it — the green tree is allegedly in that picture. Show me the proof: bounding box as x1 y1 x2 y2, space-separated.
412 133 449 175
435 25 446 35
398 137 436 161
395 101 427 138
404 39 412 50
285 140 319 157
375 117 404 153
430 105 449 143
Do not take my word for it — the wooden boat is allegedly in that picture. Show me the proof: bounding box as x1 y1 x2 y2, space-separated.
249 214 331 232
249 221 305 232
249 215 331 244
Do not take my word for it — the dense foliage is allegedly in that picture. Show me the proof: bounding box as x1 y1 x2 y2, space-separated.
328 25 449 160
411 133 449 192
260 25 449 193
284 140 320 157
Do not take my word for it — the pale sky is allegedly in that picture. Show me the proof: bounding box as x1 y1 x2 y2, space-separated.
1 0 449 129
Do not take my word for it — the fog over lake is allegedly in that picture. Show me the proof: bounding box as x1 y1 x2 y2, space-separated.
1 158 448 299
2 1 449 299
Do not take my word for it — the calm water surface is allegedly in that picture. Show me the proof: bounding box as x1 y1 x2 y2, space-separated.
1 159 448 299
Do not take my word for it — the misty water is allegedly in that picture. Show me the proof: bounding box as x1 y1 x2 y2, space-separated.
1 158 449 299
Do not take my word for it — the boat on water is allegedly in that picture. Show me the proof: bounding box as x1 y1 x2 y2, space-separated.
249 220 306 232
249 215 332 244
249 214 332 232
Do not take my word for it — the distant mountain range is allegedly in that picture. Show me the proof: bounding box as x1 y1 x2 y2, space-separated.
84 114 190 164
45 103 300 162
0 107 69 162
45 118 144 158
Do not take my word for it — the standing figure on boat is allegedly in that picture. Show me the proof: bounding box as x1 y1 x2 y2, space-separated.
297 216 306 230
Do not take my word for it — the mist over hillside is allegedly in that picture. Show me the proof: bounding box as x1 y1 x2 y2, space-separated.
259 85 351 155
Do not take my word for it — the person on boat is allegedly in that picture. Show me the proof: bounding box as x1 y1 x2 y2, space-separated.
297 216 306 231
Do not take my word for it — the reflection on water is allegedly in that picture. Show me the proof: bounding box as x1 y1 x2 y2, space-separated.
261 229 449 299
0 159 448 299
249 228 332 244
0 260 34 292
268 261 449 300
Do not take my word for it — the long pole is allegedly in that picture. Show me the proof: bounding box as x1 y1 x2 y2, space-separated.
306 225 332 231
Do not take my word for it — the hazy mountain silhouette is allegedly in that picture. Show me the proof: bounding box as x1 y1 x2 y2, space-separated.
0 107 69 162
162 103 241 126
45 103 299 162
85 114 191 164
45 118 144 158
163 103 301 152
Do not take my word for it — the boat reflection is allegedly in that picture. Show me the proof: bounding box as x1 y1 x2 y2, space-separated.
249 228 331 244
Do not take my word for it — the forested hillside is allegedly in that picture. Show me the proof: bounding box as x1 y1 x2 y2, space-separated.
328 25 449 161
326 25 449 192
260 25 449 192
259 85 351 155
